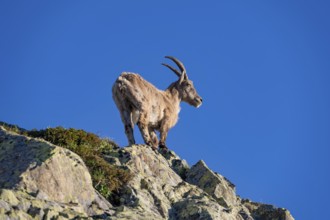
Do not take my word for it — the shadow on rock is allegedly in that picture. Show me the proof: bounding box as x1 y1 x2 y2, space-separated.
0 127 53 190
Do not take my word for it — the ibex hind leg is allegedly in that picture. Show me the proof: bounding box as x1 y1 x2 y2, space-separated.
114 95 136 145
122 110 135 145
112 81 136 145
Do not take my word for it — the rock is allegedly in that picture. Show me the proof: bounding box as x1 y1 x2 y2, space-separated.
0 127 113 219
113 145 182 219
109 145 295 220
0 189 19 206
109 145 254 219
0 124 295 220
170 195 225 220
186 160 237 208
159 148 190 179
242 200 295 220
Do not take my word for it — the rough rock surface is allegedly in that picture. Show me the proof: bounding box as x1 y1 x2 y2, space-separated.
242 200 294 220
108 146 294 220
186 160 237 208
0 127 113 219
0 125 294 219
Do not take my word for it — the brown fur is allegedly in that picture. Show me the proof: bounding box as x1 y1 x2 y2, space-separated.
112 60 202 150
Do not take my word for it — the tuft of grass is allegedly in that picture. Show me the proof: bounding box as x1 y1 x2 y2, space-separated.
0 122 132 201
0 121 27 134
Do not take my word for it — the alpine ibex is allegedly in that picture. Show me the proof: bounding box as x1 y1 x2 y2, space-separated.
112 56 202 150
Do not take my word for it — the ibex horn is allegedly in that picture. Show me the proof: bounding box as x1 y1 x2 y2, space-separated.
161 63 181 77
165 56 186 74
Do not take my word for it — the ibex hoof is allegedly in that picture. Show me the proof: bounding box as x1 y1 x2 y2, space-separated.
158 144 168 153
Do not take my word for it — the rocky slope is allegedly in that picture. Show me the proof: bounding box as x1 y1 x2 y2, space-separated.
0 126 294 219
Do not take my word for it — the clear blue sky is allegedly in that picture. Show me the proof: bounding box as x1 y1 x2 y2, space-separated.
1 1 329 219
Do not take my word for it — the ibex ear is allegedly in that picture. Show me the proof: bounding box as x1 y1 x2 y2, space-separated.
179 72 188 84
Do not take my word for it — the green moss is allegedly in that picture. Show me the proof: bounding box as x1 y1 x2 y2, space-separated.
0 122 132 202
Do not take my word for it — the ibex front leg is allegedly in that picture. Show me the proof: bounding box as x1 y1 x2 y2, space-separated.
149 130 159 148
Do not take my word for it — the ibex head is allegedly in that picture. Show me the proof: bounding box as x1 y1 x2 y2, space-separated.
162 56 203 108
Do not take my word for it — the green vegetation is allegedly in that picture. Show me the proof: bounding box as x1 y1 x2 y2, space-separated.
0 122 132 201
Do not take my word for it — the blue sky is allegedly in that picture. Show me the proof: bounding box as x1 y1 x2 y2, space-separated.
1 1 329 219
